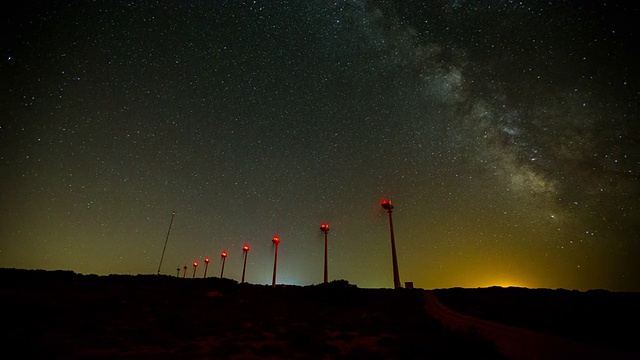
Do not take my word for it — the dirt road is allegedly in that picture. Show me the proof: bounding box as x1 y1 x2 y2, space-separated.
423 290 636 360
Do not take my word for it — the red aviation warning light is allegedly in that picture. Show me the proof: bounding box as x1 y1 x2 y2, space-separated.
272 235 280 244
320 222 329 232
221 250 228 258
243 244 250 252
381 199 394 211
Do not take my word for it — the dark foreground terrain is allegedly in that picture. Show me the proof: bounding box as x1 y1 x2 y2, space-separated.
1 269 637 359
430 287 640 360
433 286 640 354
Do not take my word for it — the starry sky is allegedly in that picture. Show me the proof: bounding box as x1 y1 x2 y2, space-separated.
2 0 638 291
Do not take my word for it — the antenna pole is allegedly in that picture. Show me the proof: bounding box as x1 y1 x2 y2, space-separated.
157 210 176 275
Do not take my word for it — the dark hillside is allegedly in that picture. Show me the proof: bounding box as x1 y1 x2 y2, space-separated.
1 269 504 359
434 286 640 352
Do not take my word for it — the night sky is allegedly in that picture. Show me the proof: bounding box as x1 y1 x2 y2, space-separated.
2 1 638 291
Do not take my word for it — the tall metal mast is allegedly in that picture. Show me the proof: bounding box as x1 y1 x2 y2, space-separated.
157 210 176 275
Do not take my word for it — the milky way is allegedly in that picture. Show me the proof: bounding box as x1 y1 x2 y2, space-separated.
2 1 638 291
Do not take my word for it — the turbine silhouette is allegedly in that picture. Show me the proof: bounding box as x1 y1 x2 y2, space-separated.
272 235 280 287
